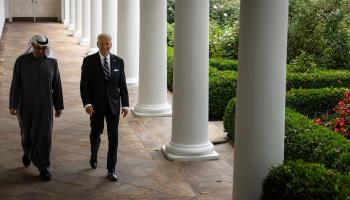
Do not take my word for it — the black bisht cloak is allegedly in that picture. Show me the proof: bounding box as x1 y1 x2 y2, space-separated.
9 53 64 169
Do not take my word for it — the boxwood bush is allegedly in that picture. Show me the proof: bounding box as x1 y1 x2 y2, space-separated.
224 88 348 139
284 108 350 171
223 97 236 139
287 70 350 90
224 106 350 171
209 57 238 71
167 46 174 91
335 152 350 173
286 87 347 118
261 160 350 200
209 70 237 119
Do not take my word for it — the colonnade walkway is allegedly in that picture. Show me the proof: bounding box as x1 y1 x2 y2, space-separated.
0 22 233 200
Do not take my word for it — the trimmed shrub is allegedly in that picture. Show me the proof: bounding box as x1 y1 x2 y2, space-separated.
224 88 347 137
287 70 350 90
223 98 236 139
223 107 350 169
209 57 238 71
286 87 347 118
209 70 237 120
167 46 174 91
262 160 350 200
335 152 350 173
284 108 350 170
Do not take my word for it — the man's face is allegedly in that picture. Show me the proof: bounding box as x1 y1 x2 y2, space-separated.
97 36 112 56
32 44 47 58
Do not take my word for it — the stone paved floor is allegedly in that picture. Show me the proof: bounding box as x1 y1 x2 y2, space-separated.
0 22 234 200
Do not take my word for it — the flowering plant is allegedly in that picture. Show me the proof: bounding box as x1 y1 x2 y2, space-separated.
314 90 350 139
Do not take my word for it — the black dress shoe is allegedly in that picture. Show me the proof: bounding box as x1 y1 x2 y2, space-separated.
22 154 31 167
107 171 118 181
39 168 52 181
90 160 97 169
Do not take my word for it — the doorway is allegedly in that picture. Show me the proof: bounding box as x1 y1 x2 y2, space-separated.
10 0 59 22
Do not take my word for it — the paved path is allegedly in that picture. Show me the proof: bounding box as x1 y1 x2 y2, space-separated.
0 22 233 200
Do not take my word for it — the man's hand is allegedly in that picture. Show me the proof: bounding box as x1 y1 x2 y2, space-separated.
85 105 95 116
55 110 62 117
9 109 17 115
121 108 128 118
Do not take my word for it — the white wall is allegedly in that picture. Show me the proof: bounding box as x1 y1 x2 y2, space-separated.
0 0 5 39
4 0 8 19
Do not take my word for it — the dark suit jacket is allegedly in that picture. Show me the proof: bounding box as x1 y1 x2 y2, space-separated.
80 52 129 116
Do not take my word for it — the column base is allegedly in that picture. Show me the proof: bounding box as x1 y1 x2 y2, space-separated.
86 48 99 55
126 77 138 85
64 20 69 27
132 103 172 117
73 31 82 38
79 37 90 45
161 142 219 161
67 24 75 32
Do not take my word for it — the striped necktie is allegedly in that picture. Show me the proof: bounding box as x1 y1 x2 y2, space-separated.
103 57 110 81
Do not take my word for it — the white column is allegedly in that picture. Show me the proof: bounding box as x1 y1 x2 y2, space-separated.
64 0 70 26
67 0 75 33
79 0 90 45
87 0 101 55
161 0 218 161
102 0 117 54
117 0 139 85
0 0 4 38
132 0 171 116
233 0 289 199
73 0 82 37
4 0 8 20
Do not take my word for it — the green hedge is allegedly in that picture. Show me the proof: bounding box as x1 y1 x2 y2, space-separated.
223 98 236 139
224 88 348 139
209 70 237 119
335 152 350 173
287 70 350 90
285 108 350 171
167 47 174 91
218 70 350 120
209 57 238 71
223 106 350 171
167 47 237 119
261 160 350 200
286 87 347 118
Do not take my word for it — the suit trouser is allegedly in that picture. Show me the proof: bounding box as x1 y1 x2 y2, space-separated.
90 107 119 172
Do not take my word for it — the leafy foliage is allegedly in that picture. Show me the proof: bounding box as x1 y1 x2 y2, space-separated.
287 50 317 73
284 108 350 170
314 90 350 139
262 160 350 200
288 0 350 69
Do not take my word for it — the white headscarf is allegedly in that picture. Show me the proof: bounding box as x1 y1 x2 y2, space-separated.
23 35 55 58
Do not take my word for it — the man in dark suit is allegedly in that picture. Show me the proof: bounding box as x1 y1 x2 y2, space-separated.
80 33 129 181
